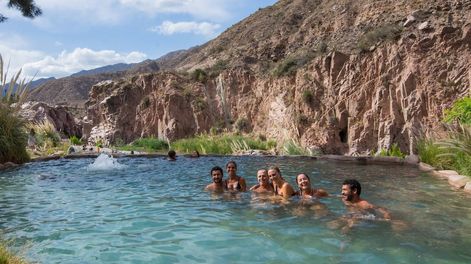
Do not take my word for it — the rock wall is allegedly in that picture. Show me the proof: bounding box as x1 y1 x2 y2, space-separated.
85 21 470 154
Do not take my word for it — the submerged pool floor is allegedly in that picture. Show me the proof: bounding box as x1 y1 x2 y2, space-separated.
0 156 470 263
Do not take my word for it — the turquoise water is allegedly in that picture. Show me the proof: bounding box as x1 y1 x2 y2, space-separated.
0 155 470 264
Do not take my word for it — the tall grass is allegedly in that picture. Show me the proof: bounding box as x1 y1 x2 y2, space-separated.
0 54 33 164
26 120 61 151
172 134 276 155
117 137 169 153
0 104 29 163
0 242 27 264
281 139 317 156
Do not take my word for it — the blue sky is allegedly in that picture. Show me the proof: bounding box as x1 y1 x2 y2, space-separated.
0 0 277 79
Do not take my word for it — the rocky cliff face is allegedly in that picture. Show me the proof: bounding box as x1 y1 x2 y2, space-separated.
84 0 471 154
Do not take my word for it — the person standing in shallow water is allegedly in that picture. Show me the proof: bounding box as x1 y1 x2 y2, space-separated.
268 166 295 198
296 173 328 199
251 169 274 194
224 161 247 191
205 166 225 192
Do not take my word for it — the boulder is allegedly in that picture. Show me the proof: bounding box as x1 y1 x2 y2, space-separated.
447 175 469 188
464 182 471 193
405 154 419 164
436 170 459 179
19 101 82 137
403 15 416 27
418 162 434 172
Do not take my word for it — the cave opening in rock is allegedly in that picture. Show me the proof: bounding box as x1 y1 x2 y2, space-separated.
339 128 348 143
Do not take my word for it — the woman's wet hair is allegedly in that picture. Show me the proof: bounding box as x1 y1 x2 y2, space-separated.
343 179 361 195
268 166 280 174
226 160 237 169
211 166 223 175
296 173 310 184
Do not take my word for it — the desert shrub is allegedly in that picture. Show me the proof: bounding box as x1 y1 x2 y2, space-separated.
272 50 316 77
191 69 208 83
193 97 206 111
208 60 228 78
0 104 29 164
235 117 250 132
302 90 313 104
358 24 403 52
443 96 471 125
28 120 61 150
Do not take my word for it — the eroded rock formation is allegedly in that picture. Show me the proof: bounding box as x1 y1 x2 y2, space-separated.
83 0 471 154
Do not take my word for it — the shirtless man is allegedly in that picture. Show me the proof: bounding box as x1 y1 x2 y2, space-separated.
296 173 328 199
205 166 225 192
341 179 390 220
268 166 295 198
251 169 274 194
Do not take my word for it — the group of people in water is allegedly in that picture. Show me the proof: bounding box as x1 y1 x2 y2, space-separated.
205 160 392 221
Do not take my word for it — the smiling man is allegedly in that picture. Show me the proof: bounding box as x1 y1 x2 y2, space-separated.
341 179 391 220
205 166 225 192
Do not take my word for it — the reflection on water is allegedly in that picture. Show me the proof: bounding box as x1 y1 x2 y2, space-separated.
0 156 470 263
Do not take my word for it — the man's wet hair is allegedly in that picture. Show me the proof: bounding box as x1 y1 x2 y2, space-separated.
211 166 223 175
168 150 176 158
226 160 237 169
343 179 361 196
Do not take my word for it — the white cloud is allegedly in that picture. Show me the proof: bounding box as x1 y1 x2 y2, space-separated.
1 43 147 79
150 21 221 36
22 48 147 78
119 0 232 21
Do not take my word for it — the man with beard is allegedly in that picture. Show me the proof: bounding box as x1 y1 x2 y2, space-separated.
341 179 390 220
205 166 225 192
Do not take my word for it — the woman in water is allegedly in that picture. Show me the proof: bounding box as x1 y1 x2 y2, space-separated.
225 161 247 191
268 166 295 198
296 173 329 199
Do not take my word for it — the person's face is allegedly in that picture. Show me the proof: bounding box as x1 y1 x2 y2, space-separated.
297 174 311 190
226 163 237 176
212 170 223 183
257 170 269 185
268 169 279 181
341 184 354 202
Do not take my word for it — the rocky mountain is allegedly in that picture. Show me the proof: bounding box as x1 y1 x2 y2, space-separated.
28 60 160 107
71 62 135 77
82 0 471 154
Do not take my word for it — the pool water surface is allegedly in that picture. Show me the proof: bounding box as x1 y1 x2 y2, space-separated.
0 156 470 263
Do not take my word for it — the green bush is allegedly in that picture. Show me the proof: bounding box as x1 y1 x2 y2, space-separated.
129 137 168 152
358 24 402 52
378 143 406 158
417 139 450 168
191 69 208 83
0 240 27 264
443 96 471 125
69 135 82 145
272 50 316 77
0 104 29 164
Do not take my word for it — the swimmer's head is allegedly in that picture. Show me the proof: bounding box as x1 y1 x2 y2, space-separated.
257 169 269 185
342 179 361 202
296 173 311 191
210 166 223 183
226 161 237 176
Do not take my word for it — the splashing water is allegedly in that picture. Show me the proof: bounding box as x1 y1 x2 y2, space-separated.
87 153 127 170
